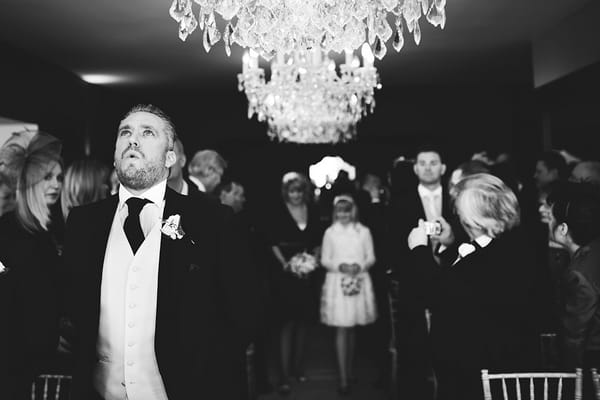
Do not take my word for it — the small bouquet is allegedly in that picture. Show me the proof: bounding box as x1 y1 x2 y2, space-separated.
286 252 318 279
341 275 363 296
0 260 7 275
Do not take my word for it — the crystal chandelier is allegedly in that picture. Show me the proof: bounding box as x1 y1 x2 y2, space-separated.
237 44 380 143
170 0 447 59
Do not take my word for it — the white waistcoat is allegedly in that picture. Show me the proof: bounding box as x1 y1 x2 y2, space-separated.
93 210 168 400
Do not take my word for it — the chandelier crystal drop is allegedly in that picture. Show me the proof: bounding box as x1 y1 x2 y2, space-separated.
170 0 446 59
237 45 381 144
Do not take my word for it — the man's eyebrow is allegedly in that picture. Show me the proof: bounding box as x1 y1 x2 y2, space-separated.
118 124 132 131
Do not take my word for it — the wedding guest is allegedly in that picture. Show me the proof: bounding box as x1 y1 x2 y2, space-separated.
218 180 246 213
320 195 377 395
545 183 600 368
387 145 452 399
533 151 567 201
61 159 110 220
408 173 537 400
63 104 258 399
570 161 600 186
0 132 63 399
268 171 322 395
166 138 189 195
187 149 227 195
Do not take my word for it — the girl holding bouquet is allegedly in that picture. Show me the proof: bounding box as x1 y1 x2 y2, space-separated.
320 195 377 395
268 172 322 395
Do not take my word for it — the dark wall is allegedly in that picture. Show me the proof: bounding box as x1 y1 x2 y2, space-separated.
1 41 545 207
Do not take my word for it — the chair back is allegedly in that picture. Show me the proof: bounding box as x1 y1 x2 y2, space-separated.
591 368 600 400
31 374 72 400
481 369 582 400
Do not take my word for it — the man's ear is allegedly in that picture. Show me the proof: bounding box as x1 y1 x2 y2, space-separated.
413 164 418 176
179 154 187 168
165 150 177 168
559 222 570 237
441 163 447 176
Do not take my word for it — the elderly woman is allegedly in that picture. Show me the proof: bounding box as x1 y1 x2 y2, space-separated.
408 173 537 400
0 132 62 399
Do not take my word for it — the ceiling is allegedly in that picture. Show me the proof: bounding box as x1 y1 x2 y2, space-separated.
0 0 592 90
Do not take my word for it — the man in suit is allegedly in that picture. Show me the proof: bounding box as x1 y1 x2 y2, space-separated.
187 149 227 196
388 145 452 399
63 104 258 400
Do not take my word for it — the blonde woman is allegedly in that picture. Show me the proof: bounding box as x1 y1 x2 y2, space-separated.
61 159 110 220
408 173 537 400
0 132 62 399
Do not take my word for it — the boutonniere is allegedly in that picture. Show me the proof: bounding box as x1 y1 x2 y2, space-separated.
161 214 185 240
0 260 8 275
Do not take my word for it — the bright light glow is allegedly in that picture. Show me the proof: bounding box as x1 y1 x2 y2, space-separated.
309 156 356 188
80 74 127 85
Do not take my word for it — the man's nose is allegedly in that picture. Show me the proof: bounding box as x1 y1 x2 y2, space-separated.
128 131 140 147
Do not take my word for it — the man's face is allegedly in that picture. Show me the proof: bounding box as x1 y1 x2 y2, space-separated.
414 152 446 185
114 111 176 192
533 161 558 189
570 163 600 185
220 183 246 213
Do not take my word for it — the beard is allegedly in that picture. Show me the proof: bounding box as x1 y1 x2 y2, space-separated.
116 157 167 191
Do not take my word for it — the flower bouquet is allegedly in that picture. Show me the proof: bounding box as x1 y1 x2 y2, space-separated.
286 252 318 279
341 275 363 296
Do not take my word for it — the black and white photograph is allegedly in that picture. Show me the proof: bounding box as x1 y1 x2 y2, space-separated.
1 0 600 399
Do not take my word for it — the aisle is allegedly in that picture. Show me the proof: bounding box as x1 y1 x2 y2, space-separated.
259 324 389 400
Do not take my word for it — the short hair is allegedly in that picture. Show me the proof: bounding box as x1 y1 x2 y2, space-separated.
61 159 110 220
216 180 242 197
547 182 600 246
16 144 63 232
188 150 228 178
537 151 568 179
449 160 491 199
280 172 311 204
122 104 178 150
454 173 520 238
415 144 444 163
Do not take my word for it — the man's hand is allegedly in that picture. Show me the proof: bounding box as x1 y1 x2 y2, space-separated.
431 216 455 247
408 219 428 250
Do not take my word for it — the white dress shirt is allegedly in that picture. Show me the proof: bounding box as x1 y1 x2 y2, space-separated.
188 175 206 192
417 184 443 221
94 180 168 400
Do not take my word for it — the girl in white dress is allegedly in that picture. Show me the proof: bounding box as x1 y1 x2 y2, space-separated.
320 195 377 394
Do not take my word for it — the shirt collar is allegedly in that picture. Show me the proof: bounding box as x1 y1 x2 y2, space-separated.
473 235 493 248
180 180 189 196
188 176 206 192
118 179 167 211
418 184 442 198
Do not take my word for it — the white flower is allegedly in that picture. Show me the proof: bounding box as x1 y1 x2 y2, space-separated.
161 214 185 240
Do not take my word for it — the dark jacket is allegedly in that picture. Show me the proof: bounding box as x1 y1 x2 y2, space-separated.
63 187 259 399
0 212 60 400
561 237 600 367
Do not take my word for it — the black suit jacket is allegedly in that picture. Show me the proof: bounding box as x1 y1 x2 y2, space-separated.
64 187 259 399
411 228 537 371
387 186 453 311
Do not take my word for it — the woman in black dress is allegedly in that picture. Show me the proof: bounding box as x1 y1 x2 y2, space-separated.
0 132 63 399
268 172 322 395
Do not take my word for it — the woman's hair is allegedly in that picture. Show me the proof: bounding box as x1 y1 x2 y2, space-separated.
332 195 358 224
281 172 311 204
61 159 110 220
454 173 520 238
16 147 62 233
547 182 600 247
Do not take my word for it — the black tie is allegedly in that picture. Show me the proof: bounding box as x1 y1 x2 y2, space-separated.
124 197 151 254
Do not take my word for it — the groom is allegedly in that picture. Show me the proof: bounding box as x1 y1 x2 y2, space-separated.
63 104 258 399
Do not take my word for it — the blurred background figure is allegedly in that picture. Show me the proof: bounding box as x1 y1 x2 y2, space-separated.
167 137 189 195
570 161 600 186
0 173 15 217
61 159 110 220
188 149 227 195
0 132 63 400
533 150 568 201
218 180 246 213
109 168 119 195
